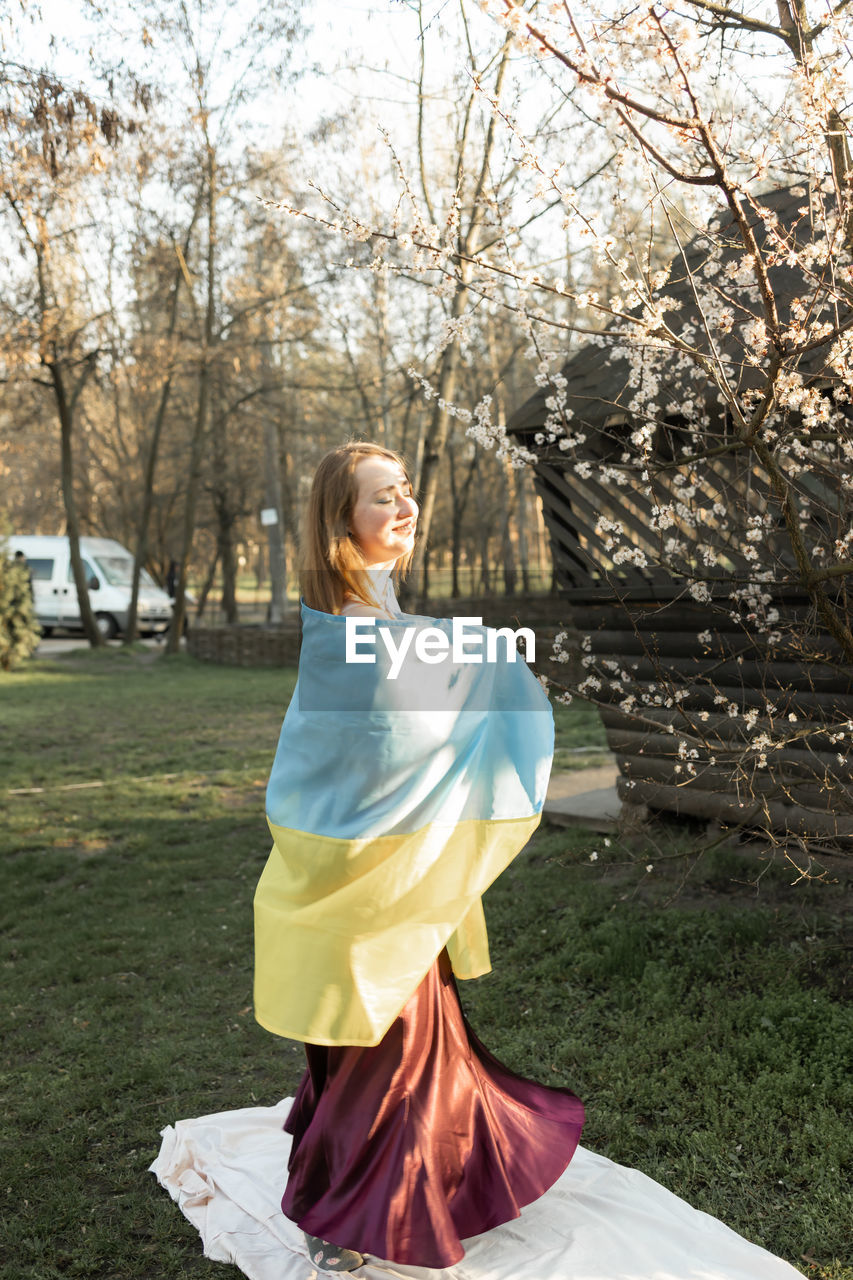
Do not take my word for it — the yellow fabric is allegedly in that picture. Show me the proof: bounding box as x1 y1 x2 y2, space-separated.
253 810 541 1047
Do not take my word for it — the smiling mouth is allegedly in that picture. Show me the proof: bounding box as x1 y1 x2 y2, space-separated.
395 521 417 535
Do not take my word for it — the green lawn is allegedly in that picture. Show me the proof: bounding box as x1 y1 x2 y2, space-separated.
1 650 850 1279
551 695 612 769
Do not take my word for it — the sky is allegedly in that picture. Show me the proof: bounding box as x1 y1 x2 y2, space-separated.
9 0 487 136
5 0 810 302
6 0 523 233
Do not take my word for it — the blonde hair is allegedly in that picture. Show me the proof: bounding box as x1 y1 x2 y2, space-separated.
300 441 416 615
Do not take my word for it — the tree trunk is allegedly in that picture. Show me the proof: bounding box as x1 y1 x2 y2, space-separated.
209 354 239 626
410 38 512 593
375 267 392 443
263 416 288 622
448 444 477 599
126 377 171 645
473 454 491 595
52 360 103 647
448 444 462 599
193 550 219 622
216 492 239 626
484 324 517 595
516 466 531 594
421 538 431 602
166 375 211 651
501 457 518 596
411 279 468 595
166 144 218 654
126 221 199 645
279 437 300 549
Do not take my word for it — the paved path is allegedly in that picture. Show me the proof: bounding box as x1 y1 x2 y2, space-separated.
545 761 621 830
33 636 179 657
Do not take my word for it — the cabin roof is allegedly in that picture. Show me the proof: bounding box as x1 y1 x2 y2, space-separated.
509 184 841 442
505 184 850 599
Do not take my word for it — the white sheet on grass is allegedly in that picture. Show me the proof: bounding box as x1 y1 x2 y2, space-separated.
149 1098 804 1280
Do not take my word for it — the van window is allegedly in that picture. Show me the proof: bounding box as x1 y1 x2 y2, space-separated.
93 555 156 588
25 558 54 580
67 559 98 582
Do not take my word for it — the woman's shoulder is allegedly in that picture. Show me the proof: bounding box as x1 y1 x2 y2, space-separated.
339 598 394 621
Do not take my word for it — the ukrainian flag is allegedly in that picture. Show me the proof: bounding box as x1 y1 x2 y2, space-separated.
253 603 553 1047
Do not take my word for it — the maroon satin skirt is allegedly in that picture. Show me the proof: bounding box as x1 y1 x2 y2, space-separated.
282 950 584 1268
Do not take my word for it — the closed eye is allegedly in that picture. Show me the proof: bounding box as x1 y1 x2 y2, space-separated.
376 487 414 503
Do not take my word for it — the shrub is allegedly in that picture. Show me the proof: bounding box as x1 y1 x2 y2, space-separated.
0 550 40 670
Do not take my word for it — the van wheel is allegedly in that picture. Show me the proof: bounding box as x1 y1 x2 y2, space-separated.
95 613 118 640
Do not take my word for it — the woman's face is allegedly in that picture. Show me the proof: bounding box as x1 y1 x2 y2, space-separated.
349 455 418 568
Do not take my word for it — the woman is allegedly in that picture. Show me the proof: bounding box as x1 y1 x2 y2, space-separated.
253 441 584 1273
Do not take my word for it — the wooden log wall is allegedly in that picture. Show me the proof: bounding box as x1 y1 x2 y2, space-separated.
556 599 853 841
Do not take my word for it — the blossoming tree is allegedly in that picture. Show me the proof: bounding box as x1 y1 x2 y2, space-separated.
273 0 853 863
482 0 853 863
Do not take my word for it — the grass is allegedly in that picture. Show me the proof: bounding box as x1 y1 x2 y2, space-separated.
1 650 850 1279
551 696 612 770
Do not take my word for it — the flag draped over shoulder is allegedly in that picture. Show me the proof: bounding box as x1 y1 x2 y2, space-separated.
253 602 554 1047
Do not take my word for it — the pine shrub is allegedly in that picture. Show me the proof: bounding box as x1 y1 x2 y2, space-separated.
0 553 40 670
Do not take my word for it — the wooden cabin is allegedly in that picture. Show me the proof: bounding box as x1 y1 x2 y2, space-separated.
508 186 853 845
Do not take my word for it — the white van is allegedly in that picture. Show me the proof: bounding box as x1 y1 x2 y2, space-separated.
9 536 173 640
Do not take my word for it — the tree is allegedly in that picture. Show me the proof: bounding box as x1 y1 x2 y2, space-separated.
471 0 853 639
2 153 115 647
116 0 308 649
267 1 608 597
124 191 203 644
272 0 853 858
0 16 144 645
408 17 514 590
474 0 853 860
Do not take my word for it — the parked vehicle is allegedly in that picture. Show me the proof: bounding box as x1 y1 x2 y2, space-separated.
9 536 173 640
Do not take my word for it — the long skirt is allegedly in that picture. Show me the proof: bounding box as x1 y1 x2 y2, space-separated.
281 949 585 1268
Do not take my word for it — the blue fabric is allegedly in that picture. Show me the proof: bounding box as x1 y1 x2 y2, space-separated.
265 602 554 841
